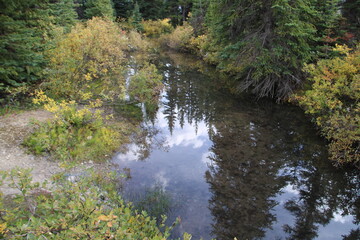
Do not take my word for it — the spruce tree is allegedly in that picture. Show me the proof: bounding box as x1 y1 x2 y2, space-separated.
49 0 78 31
85 0 115 20
130 2 143 31
206 0 340 100
137 0 165 20
113 0 133 19
342 0 360 38
190 0 209 34
0 0 49 94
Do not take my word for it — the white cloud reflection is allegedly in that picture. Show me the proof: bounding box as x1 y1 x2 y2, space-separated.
153 171 169 189
115 143 141 162
201 152 213 166
333 212 353 224
283 184 300 195
157 110 209 149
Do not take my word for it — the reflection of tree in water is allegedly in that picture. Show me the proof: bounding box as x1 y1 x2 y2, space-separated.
113 101 165 161
205 108 360 240
274 112 360 240
342 228 360 240
283 157 360 240
160 51 226 136
205 112 286 240
158 52 360 239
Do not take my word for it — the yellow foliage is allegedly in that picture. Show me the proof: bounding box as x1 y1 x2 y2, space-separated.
333 44 352 55
127 30 150 52
45 17 129 101
142 18 173 37
188 34 211 58
98 214 118 222
0 223 6 234
164 23 194 51
27 91 128 162
294 44 360 166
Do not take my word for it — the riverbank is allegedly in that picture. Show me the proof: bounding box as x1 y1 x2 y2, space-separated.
0 107 136 195
0 110 61 195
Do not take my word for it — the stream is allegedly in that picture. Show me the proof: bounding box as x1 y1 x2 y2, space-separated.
113 52 359 240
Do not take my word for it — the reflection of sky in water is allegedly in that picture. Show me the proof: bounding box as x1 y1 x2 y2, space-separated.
114 57 359 240
266 184 357 240
116 143 142 162
115 105 358 239
114 107 214 239
157 110 209 149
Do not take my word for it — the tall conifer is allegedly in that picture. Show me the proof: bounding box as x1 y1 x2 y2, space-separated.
85 0 115 20
0 0 49 93
206 0 341 100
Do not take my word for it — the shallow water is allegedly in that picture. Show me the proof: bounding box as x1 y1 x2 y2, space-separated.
113 52 359 240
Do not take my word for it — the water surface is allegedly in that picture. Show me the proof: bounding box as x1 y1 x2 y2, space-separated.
114 52 359 240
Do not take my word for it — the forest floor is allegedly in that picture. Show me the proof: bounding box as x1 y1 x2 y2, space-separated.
0 110 61 195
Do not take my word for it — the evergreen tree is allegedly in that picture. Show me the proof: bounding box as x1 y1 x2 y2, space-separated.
206 0 340 100
164 0 192 25
49 0 78 31
74 0 86 19
137 0 165 20
113 0 133 19
85 0 115 20
0 0 49 94
190 0 209 34
130 2 143 31
342 0 360 38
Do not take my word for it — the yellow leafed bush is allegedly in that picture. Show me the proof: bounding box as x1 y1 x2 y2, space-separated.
294 44 360 166
127 30 151 52
44 17 129 101
163 23 194 52
142 18 173 37
24 91 128 162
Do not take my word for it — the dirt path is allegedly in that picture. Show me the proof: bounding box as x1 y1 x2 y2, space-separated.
0 110 61 195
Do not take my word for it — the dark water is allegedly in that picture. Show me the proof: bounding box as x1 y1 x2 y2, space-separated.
113 52 360 240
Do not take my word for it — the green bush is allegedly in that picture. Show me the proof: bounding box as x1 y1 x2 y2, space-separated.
24 91 127 162
294 44 359 166
128 64 164 104
0 168 178 239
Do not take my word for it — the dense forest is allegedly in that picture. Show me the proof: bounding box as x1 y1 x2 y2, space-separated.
1 0 358 165
0 0 359 238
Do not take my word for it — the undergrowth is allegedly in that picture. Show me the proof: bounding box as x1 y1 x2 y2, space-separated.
0 168 186 239
23 91 131 162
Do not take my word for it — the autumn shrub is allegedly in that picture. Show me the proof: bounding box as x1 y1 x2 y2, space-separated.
128 64 164 104
164 24 194 52
142 18 173 38
294 44 360 166
187 34 207 56
127 30 151 53
23 91 128 162
0 168 180 239
187 34 219 65
44 17 128 101
26 17 163 163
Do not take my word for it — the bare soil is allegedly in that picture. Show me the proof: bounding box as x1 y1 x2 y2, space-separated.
0 110 61 195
